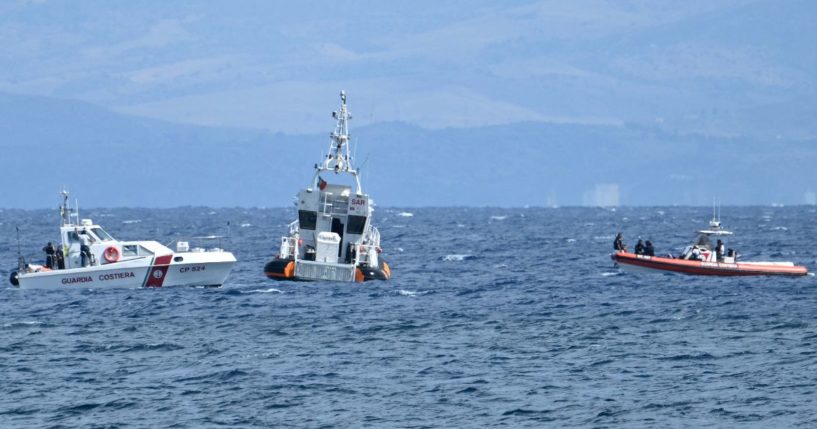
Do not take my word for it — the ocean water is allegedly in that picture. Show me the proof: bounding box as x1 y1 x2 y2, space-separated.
1 206 816 427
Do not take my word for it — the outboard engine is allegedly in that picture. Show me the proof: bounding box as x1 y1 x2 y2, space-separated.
9 270 19 287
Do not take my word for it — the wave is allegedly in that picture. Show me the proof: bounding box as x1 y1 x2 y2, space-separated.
441 254 475 262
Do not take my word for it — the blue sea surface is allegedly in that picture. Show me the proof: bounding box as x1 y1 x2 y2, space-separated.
1 206 816 427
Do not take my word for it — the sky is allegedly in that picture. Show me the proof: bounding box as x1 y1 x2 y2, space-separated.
1 0 815 137
0 0 815 208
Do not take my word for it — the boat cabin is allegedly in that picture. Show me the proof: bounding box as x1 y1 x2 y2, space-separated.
58 219 167 269
289 181 377 267
679 219 735 263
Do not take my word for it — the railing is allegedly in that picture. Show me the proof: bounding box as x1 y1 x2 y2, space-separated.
319 191 352 216
295 260 355 282
280 236 298 259
165 235 228 252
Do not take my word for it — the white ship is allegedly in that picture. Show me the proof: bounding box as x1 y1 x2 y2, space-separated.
264 91 391 282
9 191 236 289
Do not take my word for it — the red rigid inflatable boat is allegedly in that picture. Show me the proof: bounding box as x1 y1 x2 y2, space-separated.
611 252 808 277
611 214 809 277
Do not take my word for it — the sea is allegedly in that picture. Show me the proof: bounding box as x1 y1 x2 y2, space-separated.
1 206 816 428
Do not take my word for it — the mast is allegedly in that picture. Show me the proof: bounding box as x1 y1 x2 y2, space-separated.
59 189 75 226
709 198 721 230
313 90 363 195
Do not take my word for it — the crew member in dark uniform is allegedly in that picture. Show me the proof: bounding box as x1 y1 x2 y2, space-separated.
55 246 65 270
644 240 655 256
634 239 645 255
613 233 627 252
715 239 725 261
43 242 55 269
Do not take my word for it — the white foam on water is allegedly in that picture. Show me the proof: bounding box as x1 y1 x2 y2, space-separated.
244 288 283 294
490 215 507 221
3 321 42 328
397 247 404 252
457 224 466 228
601 272 620 277
122 219 141 224
240 223 252 228
397 212 414 217
771 226 788 231
442 254 473 262
398 289 417 297
566 238 577 243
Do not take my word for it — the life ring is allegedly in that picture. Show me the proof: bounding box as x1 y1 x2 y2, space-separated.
103 246 120 263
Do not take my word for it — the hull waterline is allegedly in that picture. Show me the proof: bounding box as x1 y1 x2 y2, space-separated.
611 252 808 277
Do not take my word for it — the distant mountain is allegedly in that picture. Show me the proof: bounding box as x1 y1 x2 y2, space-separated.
1 1 815 138
1 92 815 208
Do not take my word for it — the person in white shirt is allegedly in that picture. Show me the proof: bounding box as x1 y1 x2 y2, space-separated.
76 228 94 267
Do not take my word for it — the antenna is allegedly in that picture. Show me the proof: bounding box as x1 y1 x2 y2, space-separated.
16 225 25 271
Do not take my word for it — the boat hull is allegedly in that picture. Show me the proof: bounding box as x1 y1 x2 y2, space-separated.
611 252 808 277
264 257 391 282
14 251 236 289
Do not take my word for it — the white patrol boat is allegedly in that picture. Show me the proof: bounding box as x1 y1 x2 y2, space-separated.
264 91 391 282
9 191 236 289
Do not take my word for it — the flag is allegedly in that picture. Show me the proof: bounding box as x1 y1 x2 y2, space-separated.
318 176 328 190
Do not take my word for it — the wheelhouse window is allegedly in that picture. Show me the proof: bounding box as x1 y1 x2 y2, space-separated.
346 215 367 235
122 245 138 257
299 210 318 230
91 227 114 241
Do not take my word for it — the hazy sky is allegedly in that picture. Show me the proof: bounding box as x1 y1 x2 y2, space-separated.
1 0 814 137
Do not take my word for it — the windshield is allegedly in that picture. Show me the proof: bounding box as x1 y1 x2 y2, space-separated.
91 227 115 241
695 234 712 249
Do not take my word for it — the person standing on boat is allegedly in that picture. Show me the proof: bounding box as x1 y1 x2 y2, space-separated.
614 233 627 252
634 239 645 255
715 239 725 261
77 228 93 267
644 240 655 256
55 246 65 270
42 242 55 269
